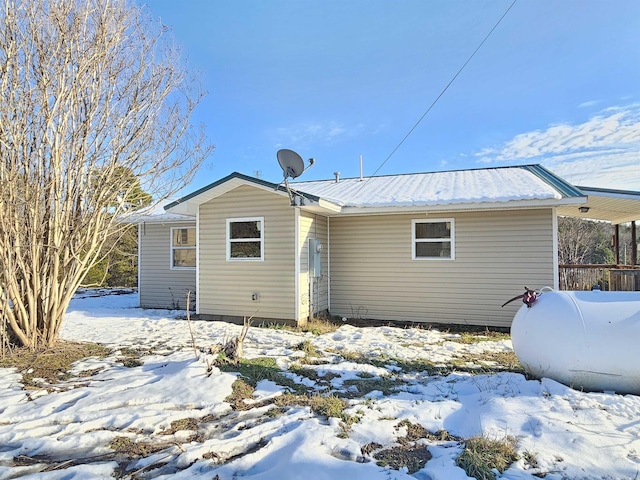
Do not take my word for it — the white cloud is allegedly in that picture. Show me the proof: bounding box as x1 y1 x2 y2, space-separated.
578 99 601 108
476 104 640 190
272 121 361 148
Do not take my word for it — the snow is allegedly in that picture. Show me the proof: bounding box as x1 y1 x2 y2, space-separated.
293 167 564 208
2 291 640 479
119 199 194 224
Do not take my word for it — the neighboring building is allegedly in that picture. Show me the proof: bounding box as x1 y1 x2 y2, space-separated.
131 164 636 328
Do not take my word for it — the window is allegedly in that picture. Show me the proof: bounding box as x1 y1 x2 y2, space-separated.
171 227 196 269
412 219 455 260
227 217 264 261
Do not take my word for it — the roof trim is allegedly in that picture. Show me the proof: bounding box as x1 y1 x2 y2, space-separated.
336 196 585 216
122 215 195 224
165 172 323 211
518 164 585 198
577 185 640 200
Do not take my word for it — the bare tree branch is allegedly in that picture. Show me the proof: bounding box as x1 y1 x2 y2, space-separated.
0 0 213 348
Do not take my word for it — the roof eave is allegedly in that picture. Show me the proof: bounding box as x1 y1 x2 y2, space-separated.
578 185 640 201
166 172 338 216
335 197 586 216
122 215 196 224
303 198 342 214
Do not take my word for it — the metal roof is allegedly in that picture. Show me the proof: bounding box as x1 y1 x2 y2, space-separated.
292 164 584 209
122 165 638 226
163 164 589 217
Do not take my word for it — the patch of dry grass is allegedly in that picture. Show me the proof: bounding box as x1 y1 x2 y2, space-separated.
371 420 443 473
108 436 169 458
225 379 256 410
116 347 155 368
374 444 432 474
219 357 309 395
274 392 348 418
159 418 199 435
294 340 321 358
342 375 405 398
259 317 341 336
0 341 110 388
450 351 524 374
447 331 511 344
396 419 461 443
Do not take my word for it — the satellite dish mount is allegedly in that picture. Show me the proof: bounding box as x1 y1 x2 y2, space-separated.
276 149 315 205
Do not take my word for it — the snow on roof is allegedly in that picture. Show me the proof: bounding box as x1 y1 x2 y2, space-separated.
120 199 195 224
293 166 565 208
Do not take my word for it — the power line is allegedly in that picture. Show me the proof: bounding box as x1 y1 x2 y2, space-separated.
346 0 518 202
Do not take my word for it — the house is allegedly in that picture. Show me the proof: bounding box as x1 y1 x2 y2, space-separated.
133 164 639 328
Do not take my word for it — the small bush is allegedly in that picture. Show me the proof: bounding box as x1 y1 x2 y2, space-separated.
456 435 519 480
295 340 320 357
303 317 340 335
308 394 348 418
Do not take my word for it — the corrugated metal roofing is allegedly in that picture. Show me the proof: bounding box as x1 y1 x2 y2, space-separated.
292 164 577 208
155 164 588 219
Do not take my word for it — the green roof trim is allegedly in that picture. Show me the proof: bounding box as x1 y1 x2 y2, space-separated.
165 172 322 211
577 185 640 198
518 164 585 198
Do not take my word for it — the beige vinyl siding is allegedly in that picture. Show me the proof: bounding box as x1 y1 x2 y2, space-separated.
198 185 296 321
328 209 555 327
139 222 196 309
298 212 329 321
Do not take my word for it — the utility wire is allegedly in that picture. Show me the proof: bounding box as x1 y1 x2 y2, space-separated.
346 0 518 203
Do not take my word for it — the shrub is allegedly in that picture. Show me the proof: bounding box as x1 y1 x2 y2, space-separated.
456 435 519 480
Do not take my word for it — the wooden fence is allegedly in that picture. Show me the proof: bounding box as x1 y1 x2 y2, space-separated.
559 264 640 291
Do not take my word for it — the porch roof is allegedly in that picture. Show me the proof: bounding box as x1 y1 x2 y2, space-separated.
556 186 640 224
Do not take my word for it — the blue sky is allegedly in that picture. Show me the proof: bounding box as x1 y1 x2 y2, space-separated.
141 0 640 192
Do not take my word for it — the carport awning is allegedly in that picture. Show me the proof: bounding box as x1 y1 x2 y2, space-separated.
556 186 640 224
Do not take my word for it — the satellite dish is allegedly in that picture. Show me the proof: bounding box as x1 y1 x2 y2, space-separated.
277 149 305 179
276 149 316 206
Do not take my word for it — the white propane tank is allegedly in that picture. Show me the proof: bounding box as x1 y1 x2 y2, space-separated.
510 289 640 395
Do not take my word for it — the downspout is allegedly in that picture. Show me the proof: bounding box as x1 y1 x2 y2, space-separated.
137 223 142 307
294 208 300 324
552 207 559 290
196 208 200 314
327 216 331 313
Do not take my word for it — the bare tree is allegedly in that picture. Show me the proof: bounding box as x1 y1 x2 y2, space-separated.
558 217 613 265
0 0 213 348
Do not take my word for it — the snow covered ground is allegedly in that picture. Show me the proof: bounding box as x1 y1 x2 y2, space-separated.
1 291 639 479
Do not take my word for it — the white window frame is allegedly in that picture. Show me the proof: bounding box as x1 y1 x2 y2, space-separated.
412 218 455 260
170 226 196 270
226 216 264 261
